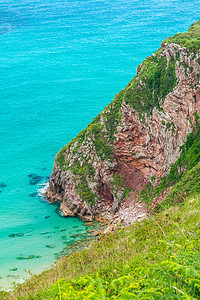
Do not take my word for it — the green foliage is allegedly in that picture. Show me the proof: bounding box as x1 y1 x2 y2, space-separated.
123 56 177 117
71 159 95 178
165 121 175 132
112 173 131 201
139 183 154 208
103 90 124 143
88 119 114 161
112 173 125 188
76 181 96 206
56 145 68 169
8 194 200 299
164 20 200 55
45 246 200 299
71 160 96 206
158 161 200 209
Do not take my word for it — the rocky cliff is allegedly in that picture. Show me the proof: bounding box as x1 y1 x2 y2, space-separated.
46 21 200 221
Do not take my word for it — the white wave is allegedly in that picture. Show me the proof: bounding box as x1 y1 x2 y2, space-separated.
38 182 49 197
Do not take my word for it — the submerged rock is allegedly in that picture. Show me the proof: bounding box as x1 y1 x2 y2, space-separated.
71 234 79 238
29 192 38 198
46 244 55 248
8 233 24 238
16 255 41 260
40 231 51 235
0 183 7 188
28 174 43 185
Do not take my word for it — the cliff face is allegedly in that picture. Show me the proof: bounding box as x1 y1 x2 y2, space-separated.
46 21 200 221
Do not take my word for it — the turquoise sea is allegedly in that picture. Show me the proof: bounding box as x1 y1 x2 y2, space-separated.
0 0 199 289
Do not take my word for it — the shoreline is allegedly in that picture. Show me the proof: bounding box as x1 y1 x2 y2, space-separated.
0 217 107 292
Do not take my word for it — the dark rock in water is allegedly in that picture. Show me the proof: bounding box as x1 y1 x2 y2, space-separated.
8 233 24 238
40 231 51 235
9 268 17 272
73 226 79 228
54 226 59 229
60 229 66 232
71 234 79 238
16 255 41 260
16 233 24 237
44 215 51 219
0 183 7 188
28 174 34 178
46 244 55 248
28 174 43 185
0 190 2 193
29 192 38 198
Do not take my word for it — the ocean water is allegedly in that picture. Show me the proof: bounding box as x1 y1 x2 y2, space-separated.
0 0 199 289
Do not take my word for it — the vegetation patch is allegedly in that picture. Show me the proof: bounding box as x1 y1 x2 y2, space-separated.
4 194 200 299
163 20 200 55
71 160 96 206
112 173 131 201
123 56 177 117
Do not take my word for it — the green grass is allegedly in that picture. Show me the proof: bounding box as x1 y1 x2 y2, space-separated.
71 160 96 206
123 55 177 117
3 193 200 299
156 161 200 211
154 112 200 198
112 174 131 201
164 20 200 55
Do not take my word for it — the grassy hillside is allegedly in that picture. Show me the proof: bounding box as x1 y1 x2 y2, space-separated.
2 183 200 299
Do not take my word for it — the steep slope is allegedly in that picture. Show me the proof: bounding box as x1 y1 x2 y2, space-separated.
46 20 200 221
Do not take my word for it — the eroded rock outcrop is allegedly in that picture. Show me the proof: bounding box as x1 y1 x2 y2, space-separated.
46 21 200 221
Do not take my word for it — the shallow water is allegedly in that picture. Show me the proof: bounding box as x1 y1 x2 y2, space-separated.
0 0 199 289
